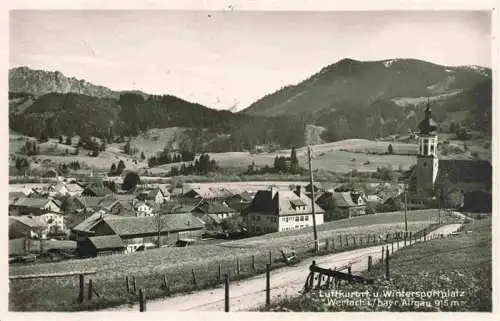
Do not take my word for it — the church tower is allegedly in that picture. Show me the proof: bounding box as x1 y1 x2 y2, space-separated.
415 99 439 193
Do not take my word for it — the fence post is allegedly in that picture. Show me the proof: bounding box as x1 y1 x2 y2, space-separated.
346 235 349 247
126 276 130 293
404 233 407 247
391 241 394 254
339 235 343 248
252 255 255 271
348 266 352 276
368 255 372 271
397 239 400 250
88 279 93 301
332 238 335 250
266 263 271 309
325 239 329 250
78 274 84 303
163 275 169 294
237 259 240 278
133 276 137 293
269 251 272 265
192 269 197 288
224 274 230 312
139 289 146 312
360 236 362 246
353 236 357 247
218 264 222 281
385 247 390 280
381 247 385 263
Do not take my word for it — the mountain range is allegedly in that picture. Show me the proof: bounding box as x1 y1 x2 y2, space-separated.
9 58 492 153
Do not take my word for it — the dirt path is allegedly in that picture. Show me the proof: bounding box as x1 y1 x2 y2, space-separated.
105 223 462 312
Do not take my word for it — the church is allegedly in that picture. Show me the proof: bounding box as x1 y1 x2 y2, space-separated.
406 102 492 213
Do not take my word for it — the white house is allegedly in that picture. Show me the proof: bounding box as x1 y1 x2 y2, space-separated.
246 186 325 234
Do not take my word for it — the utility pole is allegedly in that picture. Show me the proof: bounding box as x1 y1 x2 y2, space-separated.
308 146 319 252
404 183 408 235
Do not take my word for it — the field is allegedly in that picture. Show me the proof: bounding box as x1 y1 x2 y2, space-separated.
9 209 448 311
267 217 492 312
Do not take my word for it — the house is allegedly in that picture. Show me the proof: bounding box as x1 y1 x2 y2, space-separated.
65 183 85 197
159 200 198 215
77 235 126 258
225 192 253 213
10 197 62 215
183 186 234 200
192 200 238 222
246 186 325 235
319 191 367 218
137 188 170 204
72 212 205 252
39 211 66 234
81 185 112 197
134 201 157 217
78 196 130 216
9 216 48 239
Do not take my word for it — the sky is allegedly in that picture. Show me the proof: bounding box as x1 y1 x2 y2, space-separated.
10 10 491 111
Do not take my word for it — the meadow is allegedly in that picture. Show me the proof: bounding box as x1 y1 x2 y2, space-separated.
9 209 447 311
266 217 492 312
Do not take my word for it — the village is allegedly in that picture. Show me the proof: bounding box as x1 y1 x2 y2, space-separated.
8 105 492 265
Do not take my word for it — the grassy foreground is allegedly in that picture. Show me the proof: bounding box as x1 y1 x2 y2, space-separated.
9 209 449 311
264 217 491 312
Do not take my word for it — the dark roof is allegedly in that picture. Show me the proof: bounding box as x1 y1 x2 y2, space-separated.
12 197 58 209
249 189 324 215
83 185 111 196
437 160 492 187
194 201 236 214
159 201 197 214
103 213 204 236
418 104 437 135
87 235 125 250
290 199 307 207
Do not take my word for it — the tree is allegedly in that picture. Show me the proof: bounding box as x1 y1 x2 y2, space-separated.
40 132 48 143
123 140 131 155
290 147 299 173
20 140 39 156
65 135 72 146
100 140 106 152
117 160 126 174
388 144 394 155
140 151 146 161
122 171 140 191
15 157 30 176
58 136 63 144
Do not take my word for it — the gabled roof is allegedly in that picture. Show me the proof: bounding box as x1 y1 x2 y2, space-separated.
194 200 236 214
159 201 197 214
87 235 125 250
83 185 111 196
10 215 47 229
102 213 204 236
12 197 58 209
248 189 324 215
184 186 234 199
73 213 122 233
332 192 357 207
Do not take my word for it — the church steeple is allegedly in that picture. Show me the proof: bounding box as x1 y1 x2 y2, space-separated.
419 97 437 135
415 98 439 192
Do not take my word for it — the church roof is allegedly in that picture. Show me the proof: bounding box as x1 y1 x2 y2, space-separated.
418 103 437 135
437 159 492 187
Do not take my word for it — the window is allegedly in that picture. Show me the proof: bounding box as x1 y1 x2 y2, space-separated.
257 216 260 221
256 226 261 232
305 216 309 221
295 216 299 222
300 216 304 221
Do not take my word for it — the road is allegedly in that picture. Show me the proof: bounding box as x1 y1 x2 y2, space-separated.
105 223 462 312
